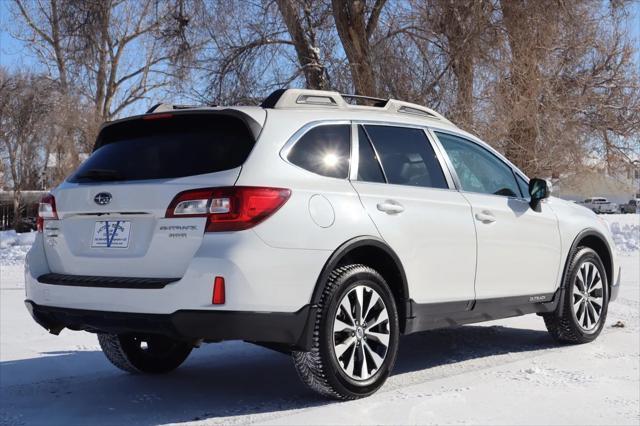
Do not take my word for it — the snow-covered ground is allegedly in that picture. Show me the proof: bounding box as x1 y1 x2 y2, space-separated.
0 230 35 266
601 214 640 255
1 215 638 425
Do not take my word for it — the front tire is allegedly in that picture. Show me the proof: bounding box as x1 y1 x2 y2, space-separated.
543 247 609 344
292 264 400 400
98 333 192 374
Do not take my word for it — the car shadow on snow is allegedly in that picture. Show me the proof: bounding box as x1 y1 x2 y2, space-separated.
0 325 557 425
394 324 557 375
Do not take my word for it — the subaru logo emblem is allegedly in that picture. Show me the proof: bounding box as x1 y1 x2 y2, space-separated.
94 192 112 206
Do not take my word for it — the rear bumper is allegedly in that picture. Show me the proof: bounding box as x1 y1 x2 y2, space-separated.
25 231 330 314
25 300 316 350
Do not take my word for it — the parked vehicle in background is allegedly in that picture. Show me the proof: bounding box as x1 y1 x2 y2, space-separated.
619 199 639 214
580 197 618 214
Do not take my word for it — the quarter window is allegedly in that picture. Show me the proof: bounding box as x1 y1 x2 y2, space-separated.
287 124 351 179
357 126 385 183
364 125 448 189
436 132 520 197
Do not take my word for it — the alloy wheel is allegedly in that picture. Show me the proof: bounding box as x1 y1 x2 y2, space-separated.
332 284 390 381
572 261 604 331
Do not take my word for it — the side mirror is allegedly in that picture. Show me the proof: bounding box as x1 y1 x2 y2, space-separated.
529 178 551 210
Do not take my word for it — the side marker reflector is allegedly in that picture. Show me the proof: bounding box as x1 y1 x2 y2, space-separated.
212 276 225 305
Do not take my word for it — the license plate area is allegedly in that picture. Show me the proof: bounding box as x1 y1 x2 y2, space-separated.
91 221 131 248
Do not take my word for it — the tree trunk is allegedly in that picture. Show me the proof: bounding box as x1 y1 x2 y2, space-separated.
435 0 486 129
500 0 544 175
276 0 328 90
451 51 474 128
12 189 22 230
331 0 378 96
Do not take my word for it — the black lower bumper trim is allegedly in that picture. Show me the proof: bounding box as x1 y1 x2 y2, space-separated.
24 300 315 351
37 273 180 289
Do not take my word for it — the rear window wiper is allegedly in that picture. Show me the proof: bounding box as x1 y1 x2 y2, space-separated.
74 168 124 181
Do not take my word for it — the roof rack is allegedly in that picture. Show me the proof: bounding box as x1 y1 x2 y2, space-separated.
260 89 450 123
146 103 217 113
341 94 388 107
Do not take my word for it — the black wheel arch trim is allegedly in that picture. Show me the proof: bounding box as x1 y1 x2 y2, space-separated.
557 228 613 316
309 236 410 323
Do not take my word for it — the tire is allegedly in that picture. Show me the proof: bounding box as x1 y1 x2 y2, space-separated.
98 333 192 374
543 247 609 344
292 264 400 400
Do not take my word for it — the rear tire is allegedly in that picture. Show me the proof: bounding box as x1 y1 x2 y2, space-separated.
292 264 400 400
543 247 609 344
98 333 192 374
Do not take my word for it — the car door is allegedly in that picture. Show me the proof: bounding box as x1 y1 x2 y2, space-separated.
350 124 477 305
433 130 562 300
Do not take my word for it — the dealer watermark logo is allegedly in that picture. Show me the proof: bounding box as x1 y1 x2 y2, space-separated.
94 192 112 206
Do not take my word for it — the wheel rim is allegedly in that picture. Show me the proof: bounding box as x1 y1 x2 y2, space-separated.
332 284 390 381
572 261 604 331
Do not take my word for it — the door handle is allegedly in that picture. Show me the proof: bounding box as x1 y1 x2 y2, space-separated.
377 200 405 214
475 211 496 224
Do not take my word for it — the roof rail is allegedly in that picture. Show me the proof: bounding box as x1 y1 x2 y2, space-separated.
146 103 217 113
259 89 451 123
341 94 388 107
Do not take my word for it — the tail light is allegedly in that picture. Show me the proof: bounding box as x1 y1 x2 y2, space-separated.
166 186 291 232
37 193 58 232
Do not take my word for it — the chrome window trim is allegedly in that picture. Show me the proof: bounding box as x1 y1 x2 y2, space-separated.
349 123 360 180
279 120 353 180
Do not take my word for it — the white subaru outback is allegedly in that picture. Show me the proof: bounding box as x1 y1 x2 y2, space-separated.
25 89 620 399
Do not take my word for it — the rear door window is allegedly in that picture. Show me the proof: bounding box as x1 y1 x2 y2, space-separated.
287 124 351 179
364 125 448 189
70 113 255 183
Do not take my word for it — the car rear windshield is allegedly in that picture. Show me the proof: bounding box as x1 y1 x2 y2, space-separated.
69 113 255 183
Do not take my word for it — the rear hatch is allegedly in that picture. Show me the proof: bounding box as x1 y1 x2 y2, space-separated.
43 111 261 278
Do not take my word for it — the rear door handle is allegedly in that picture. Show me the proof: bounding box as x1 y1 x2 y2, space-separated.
377 200 405 214
475 211 496 224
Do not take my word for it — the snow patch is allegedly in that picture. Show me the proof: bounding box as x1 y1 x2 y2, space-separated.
600 214 640 255
0 230 36 265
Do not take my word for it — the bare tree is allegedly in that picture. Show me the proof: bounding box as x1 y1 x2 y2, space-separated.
183 0 340 105
276 0 330 90
421 0 496 130
0 71 55 228
486 0 640 177
331 0 386 96
4 0 639 183
0 68 98 228
9 0 196 120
